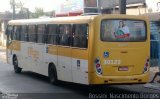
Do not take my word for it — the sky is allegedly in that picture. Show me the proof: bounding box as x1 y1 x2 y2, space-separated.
0 0 158 13
146 0 160 12
0 0 65 12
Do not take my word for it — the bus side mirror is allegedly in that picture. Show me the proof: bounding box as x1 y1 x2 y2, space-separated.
6 38 12 46
6 32 12 46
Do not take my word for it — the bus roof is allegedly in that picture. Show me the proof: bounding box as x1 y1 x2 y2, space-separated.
8 15 95 25
8 14 148 25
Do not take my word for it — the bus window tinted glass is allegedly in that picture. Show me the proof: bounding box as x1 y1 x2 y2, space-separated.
101 20 146 42
37 25 45 43
47 24 58 45
6 25 13 36
72 24 88 48
28 25 36 42
13 25 21 40
21 25 28 41
59 25 72 46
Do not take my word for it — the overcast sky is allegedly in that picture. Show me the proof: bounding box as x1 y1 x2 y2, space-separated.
0 0 64 12
0 0 158 13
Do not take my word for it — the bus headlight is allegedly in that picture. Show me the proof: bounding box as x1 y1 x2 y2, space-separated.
95 58 102 75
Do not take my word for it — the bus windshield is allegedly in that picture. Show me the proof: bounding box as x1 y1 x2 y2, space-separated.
101 19 146 42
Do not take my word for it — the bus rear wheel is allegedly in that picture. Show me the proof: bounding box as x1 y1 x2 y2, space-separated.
49 65 58 85
13 56 22 73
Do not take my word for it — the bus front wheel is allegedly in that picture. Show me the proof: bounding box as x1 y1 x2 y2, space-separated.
49 64 58 85
13 56 22 73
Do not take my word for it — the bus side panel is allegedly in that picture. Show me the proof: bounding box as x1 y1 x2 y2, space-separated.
71 49 89 84
46 45 58 76
7 40 21 65
19 42 28 69
19 42 36 71
87 21 96 85
20 43 53 76
32 43 47 76
57 47 72 82
7 42 13 65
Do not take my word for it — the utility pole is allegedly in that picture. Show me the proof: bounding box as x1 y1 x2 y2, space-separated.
27 8 29 19
97 0 101 13
10 0 16 19
24 8 29 19
119 0 126 14
157 2 160 11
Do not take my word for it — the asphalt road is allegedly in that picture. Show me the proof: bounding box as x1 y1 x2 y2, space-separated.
0 60 133 99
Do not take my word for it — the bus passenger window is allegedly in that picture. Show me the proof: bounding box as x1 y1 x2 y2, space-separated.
28 25 36 42
46 24 58 45
37 25 45 43
59 25 72 46
13 25 21 41
72 24 88 48
21 25 28 41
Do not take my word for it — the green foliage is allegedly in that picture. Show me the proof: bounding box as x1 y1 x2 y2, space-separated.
34 7 44 18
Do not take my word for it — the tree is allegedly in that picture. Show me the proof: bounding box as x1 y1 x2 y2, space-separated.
10 0 29 19
17 8 30 19
34 7 44 18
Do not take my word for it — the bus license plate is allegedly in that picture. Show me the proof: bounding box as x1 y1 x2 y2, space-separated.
118 66 128 71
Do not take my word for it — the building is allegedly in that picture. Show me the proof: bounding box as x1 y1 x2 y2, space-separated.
56 0 147 16
0 12 12 46
143 12 160 66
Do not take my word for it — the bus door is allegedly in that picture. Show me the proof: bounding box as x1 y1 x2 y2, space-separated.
18 25 29 69
71 24 89 84
57 25 72 82
95 19 149 76
34 24 47 74
44 24 58 76
6 25 13 64
26 25 38 71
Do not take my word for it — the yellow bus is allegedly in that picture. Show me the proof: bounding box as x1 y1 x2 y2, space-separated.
6 14 150 85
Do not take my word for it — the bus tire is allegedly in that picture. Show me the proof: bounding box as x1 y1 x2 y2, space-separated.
48 64 58 85
13 56 22 73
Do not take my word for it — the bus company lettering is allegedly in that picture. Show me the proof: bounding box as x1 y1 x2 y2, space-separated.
28 47 39 60
104 60 121 65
